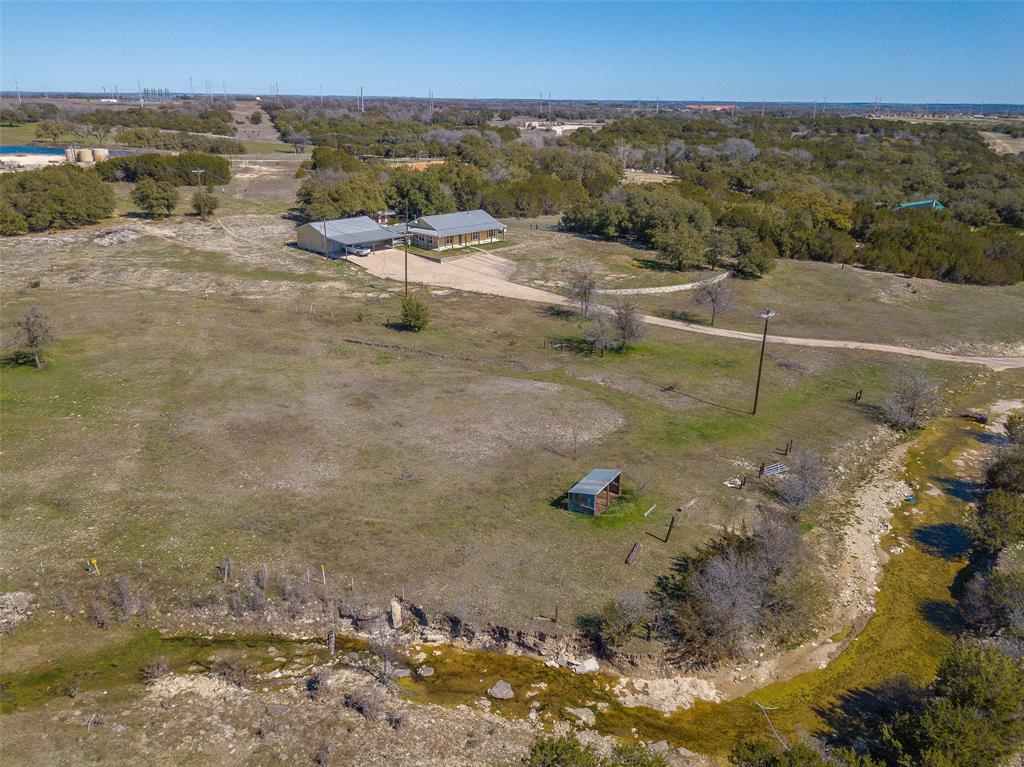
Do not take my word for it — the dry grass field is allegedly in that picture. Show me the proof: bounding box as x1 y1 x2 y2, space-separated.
3 168 1018 631
3 189 998 633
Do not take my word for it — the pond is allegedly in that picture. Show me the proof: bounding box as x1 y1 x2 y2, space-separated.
0 145 65 155
0 145 138 156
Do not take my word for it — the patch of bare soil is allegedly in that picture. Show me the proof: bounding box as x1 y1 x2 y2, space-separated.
980 131 1024 156
0 590 35 634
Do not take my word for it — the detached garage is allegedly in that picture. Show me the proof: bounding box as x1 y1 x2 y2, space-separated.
296 216 403 258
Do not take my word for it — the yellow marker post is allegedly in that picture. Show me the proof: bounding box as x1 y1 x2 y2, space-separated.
90 558 100 575
321 564 326 585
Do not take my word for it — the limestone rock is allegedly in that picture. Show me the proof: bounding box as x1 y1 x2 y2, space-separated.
564 706 596 727
487 680 514 700
573 657 600 674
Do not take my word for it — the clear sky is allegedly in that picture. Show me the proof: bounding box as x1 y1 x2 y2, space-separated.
2 1 1022 104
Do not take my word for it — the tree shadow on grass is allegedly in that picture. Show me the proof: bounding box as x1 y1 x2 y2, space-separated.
657 309 707 325
545 336 600 356
631 257 678 273
0 350 36 368
929 474 985 503
911 522 971 561
814 677 926 750
918 599 963 635
538 305 577 320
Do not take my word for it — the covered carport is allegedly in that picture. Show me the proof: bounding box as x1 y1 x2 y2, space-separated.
296 216 404 258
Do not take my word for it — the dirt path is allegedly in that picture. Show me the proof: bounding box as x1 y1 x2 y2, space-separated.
353 249 1024 371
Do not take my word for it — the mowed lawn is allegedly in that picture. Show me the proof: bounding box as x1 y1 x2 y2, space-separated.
1 261 977 629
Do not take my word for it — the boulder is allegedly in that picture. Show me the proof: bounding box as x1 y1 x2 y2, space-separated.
487 679 514 700
418 666 434 677
573 657 600 674
564 706 596 727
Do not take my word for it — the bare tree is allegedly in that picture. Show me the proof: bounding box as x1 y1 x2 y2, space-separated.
775 449 827 508
611 298 646 349
585 314 615 355
15 306 55 370
881 368 940 430
288 130 311 153
613 140 643 169
693 278 735 326
567 259 600 318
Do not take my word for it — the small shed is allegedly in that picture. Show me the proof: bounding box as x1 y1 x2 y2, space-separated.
567 469 622 516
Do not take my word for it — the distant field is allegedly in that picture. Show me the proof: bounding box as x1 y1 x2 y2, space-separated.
0 123 39 144
980 130 1024 155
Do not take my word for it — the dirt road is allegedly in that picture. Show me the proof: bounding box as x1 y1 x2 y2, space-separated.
354 248 1024 371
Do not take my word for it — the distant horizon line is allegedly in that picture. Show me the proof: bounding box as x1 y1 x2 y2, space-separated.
2 91 1023 110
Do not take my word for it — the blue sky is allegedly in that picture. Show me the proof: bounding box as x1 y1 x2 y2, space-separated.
2 1 1022 103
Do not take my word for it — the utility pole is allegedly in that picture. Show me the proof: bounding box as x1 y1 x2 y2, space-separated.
15 78 21 105
138 77 144 107
319 84 323 108
360 86 364 112
189 75 193 98
404 198 410 296
191 168 206 219
222 80 227 101
752 309 776 416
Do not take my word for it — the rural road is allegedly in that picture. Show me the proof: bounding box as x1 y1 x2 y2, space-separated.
354 249 1024 372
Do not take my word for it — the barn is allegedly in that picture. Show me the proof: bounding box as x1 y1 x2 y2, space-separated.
296 216 403 258
567 469 622 516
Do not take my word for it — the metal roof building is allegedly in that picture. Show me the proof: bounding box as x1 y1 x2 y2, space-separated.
406 209 507 252
296 216 404 257
567 469 622 516
408 210 506 237
893 199 946 211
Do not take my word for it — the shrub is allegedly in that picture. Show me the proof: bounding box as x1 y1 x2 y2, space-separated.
210 651 255 686
0 165 114 233
880 368 939 430
729 739 877 766
523 734 668 767
132 177 179 218
191 188 220 219
1006 410 1024 445
775 449 827 508
659 508 821 666
972 489 1024 553
140 655 170 683
988 446 1024 494
399 294 431 332
344 688 386 721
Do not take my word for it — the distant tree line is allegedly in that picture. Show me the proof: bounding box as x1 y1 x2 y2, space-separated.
98 128 245 154
66 106 236 136
0 165 114 235
276 106 1023 284
294 141 619 221
95 152 231 186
